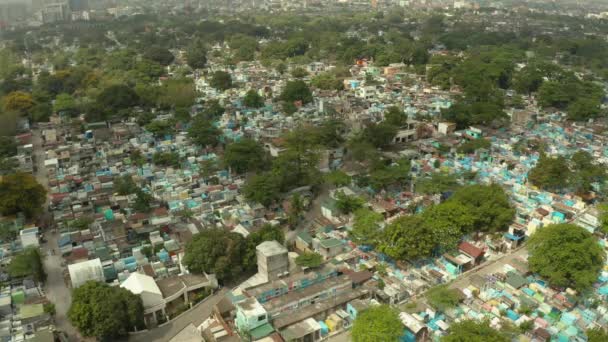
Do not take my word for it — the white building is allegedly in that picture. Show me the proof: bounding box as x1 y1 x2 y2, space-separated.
68 258 104 288
19 227 39 248
121 273 166 326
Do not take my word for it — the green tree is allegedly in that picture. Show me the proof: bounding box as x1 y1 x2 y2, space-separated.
587 328 608 342
311 72 344 91
152 152 180 168
224 139 268 174
415 173 460 195
280 80 313 104
352 305 403 342
350 208 383 246
243 89 264 108
143 46 174 66
384 106 407 127
96 84 140 112
2 91 34 115
448 184 514 233
457 139 491 154
0 172 47 219
325 170 351 188
9 247 46 282
380 215 434 261
53 93 77 115
421 201 475 251
442 320 508 342
295 252 323 268
186 42 207 69
133 189 153 213
69 281 144 341
145 120 174 138
426 285 462 311
362 122 398 149
527 224 605 291
113 175 138 195
183 229 246 282
528 155 572 192
568 98 602 121
188 117 221 147
209 71 233 91
334 191 364 215
368 158 411 191
243 172 281 207
159 79 197 109
291 67 308 78
287 193 305 228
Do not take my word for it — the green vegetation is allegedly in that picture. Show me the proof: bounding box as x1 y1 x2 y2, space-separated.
426 285 462 311
441 320 508 342
295 252 323 268
224 139 268 174
527 224 605 291
184 226 285 281
352 305 403 342
528 151 607 194
0 172 47 219
209 71 233 91
9 248 46 282
69 281 144 341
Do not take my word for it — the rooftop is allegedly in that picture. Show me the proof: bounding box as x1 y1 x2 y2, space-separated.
257 240 288 257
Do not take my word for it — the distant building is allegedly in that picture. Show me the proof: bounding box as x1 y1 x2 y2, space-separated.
41 2 70 23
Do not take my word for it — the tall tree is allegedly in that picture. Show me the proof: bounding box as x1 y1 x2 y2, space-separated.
243 89 264 108
2 91 34 115
9 247 46 282
527 224 605 291
381 215 434 261
352 305 403 342
280 80 313 104
183 229 247 282
0 172 47 219
350 208 383 247
69 281 144 341
188 117 221 147
224 139 268 174
209 71 233 91
448 184 514 233
442 320 508 342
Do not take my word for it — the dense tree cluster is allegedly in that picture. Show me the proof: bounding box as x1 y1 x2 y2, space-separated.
379 184 513 261
0 172 47 219
527 224 605 291
528 151 607 194
351 305 403 342
69 281 144 341
183 225 284 282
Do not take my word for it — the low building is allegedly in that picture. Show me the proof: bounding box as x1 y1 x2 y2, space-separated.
67 258 104 288
120 273 166 326
280 318 322 342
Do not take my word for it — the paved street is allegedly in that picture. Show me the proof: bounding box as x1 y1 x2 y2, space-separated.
129 288 228 342
32 129 84 341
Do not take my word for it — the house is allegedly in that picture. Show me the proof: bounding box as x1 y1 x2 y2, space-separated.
120 272 166 326
19 227 39 248
257 241 289 281
67 258 104 288
458 242 485 266
320 199 340 223
314 238 344 260
280 318 322 342
295 231 313 253
235 297 274 340
399 312 428 342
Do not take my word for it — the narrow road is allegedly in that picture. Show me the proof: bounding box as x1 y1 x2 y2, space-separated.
32 129 83 341
129 288 229 342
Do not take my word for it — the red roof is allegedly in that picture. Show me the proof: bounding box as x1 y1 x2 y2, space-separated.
458 241 485 258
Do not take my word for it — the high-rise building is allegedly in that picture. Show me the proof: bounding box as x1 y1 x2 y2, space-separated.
41 2 70 23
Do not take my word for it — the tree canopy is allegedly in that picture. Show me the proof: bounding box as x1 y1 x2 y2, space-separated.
442 320 508 342
527 224 605 291
9 247 46 283
280 80 313 104
224 139 268 174
0 172 47 219
183 229 247 282
352 305 403 342
69 281 144 342
209 71 233 91
243 89 264 108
